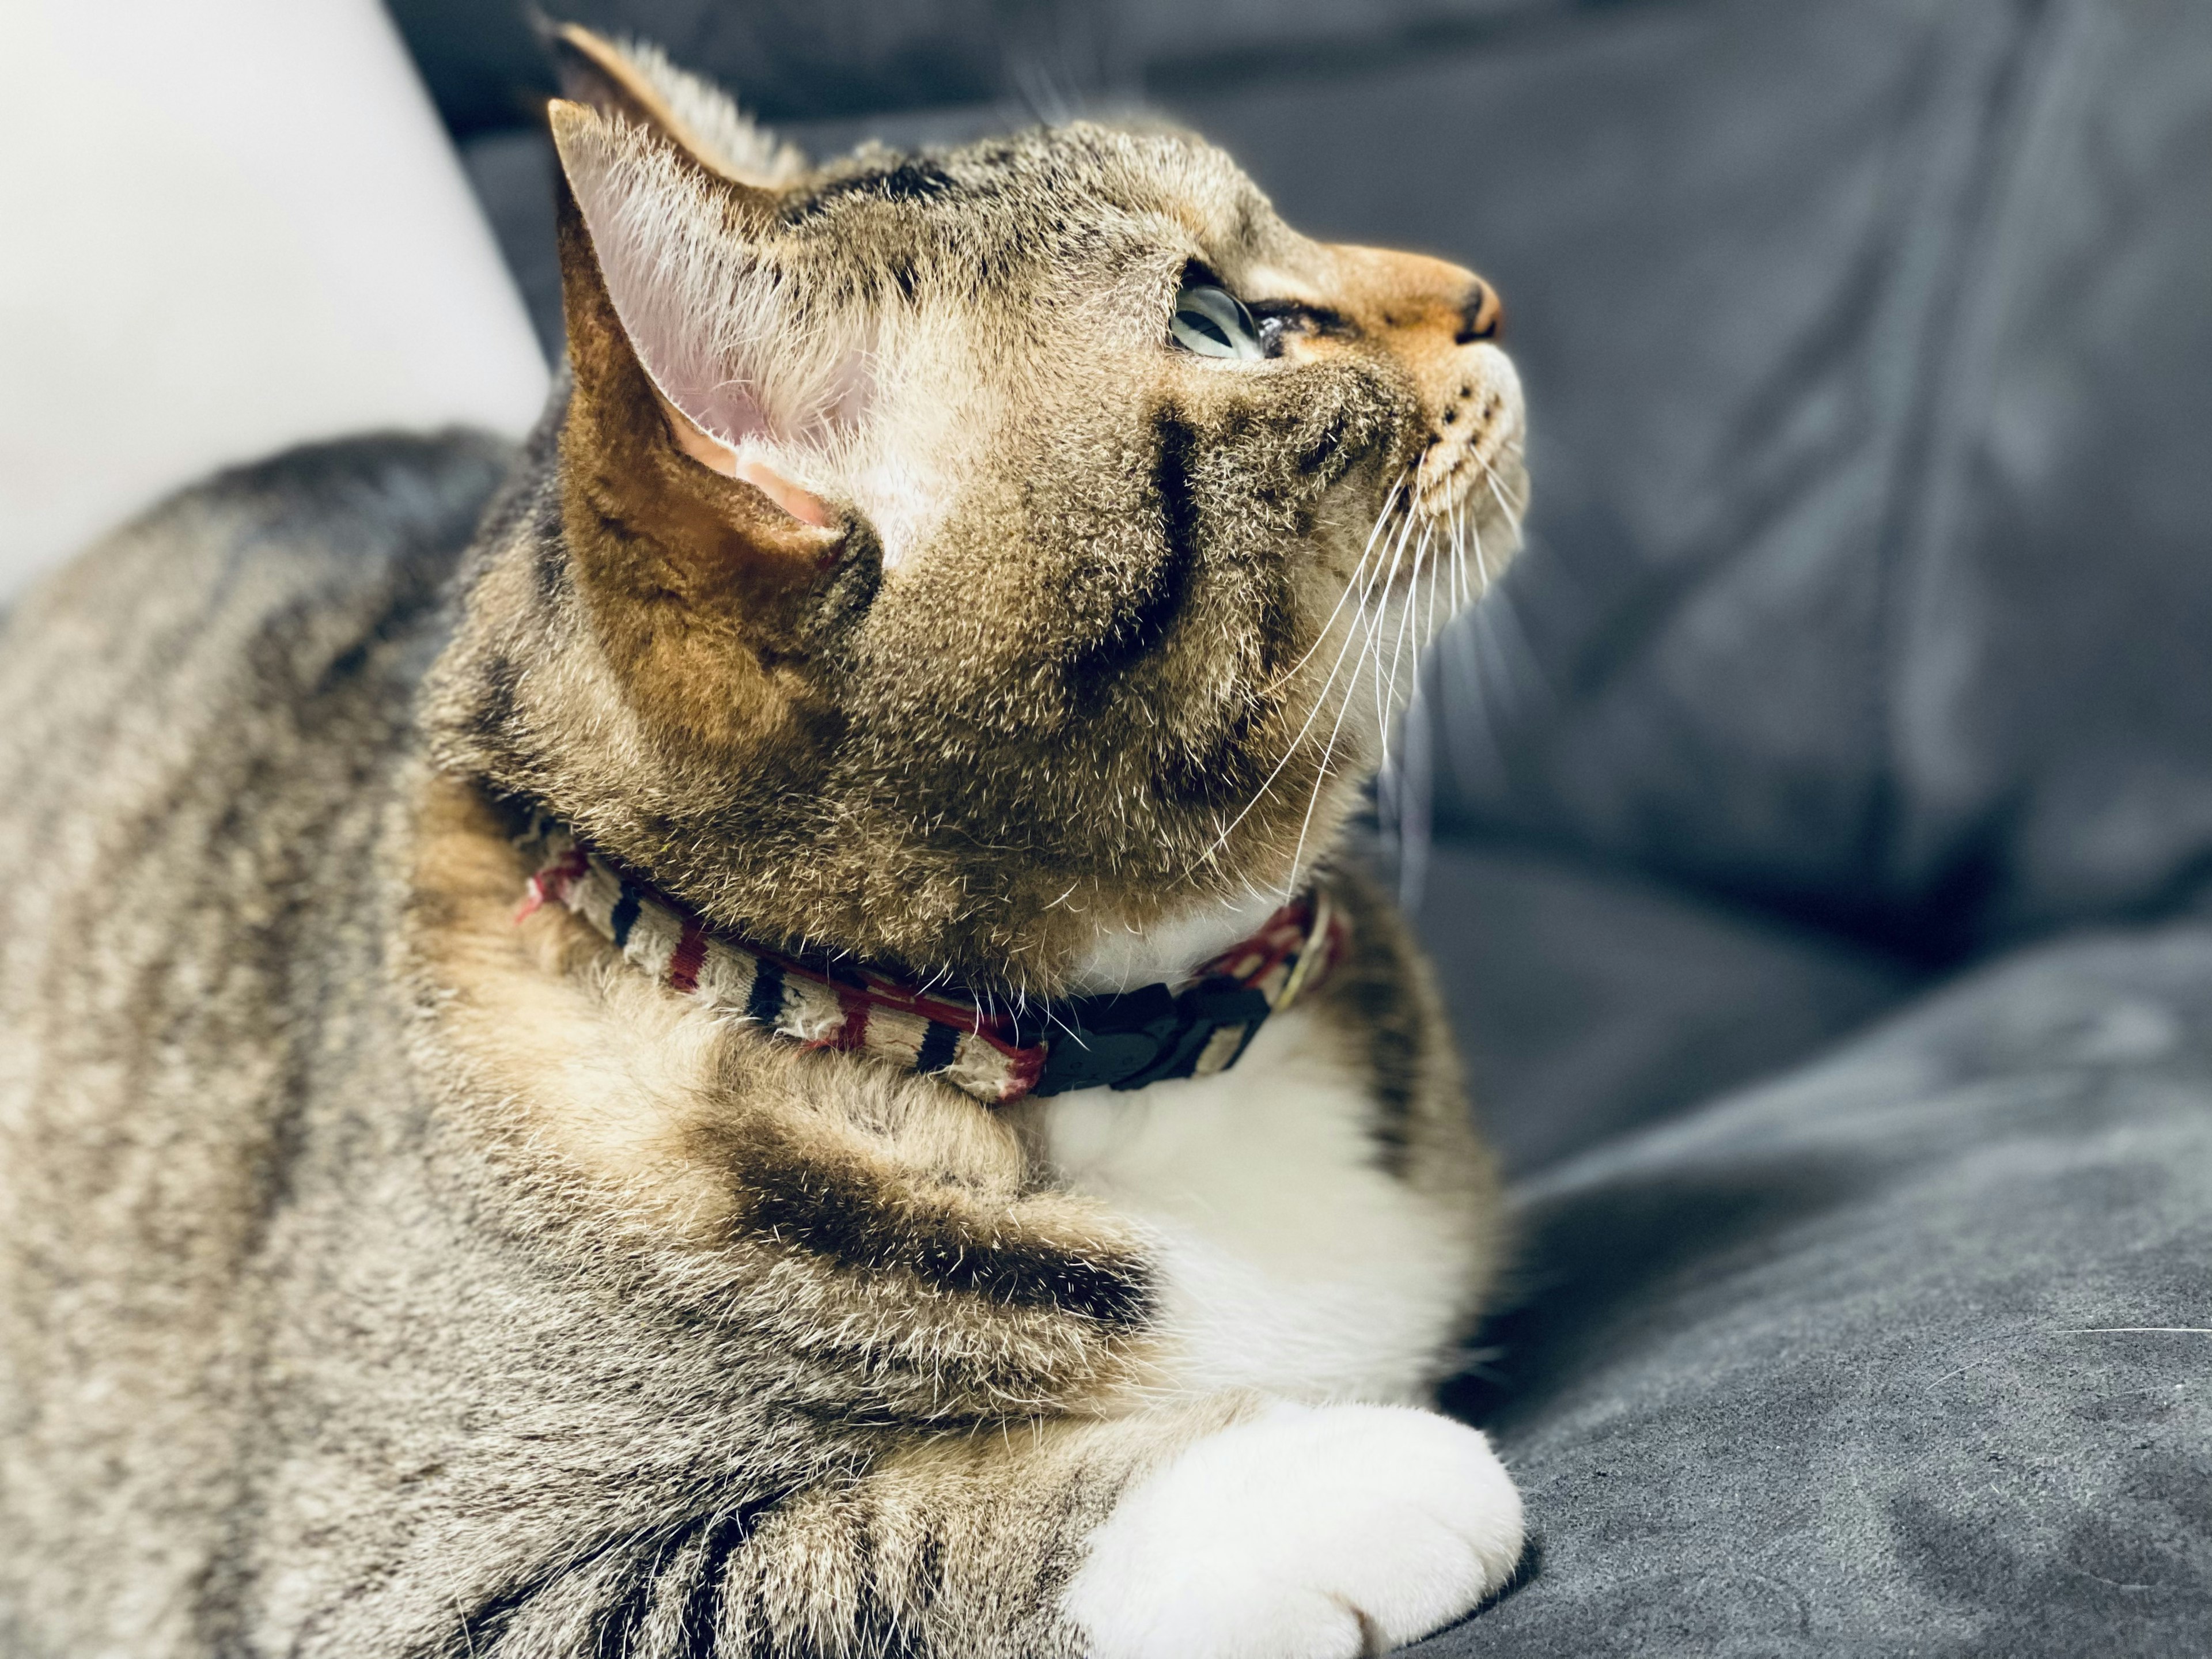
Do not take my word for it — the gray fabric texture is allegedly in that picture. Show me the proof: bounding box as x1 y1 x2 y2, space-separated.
1411 840 1920 1176
1418 923 2212 1656
402 0 2212 1649
399 0 1569 133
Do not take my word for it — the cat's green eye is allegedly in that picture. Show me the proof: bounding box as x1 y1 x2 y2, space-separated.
1169 282 1264 361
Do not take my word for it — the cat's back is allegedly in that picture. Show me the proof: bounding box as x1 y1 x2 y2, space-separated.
0 430 507 1654
0 429 509 1039
0 430 507 846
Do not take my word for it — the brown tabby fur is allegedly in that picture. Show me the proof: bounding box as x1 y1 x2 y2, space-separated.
0 28 1525 1657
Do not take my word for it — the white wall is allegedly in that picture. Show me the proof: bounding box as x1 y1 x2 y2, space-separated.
0 0 548 593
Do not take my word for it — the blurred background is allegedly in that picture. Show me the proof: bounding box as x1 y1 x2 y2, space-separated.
6 0 2211 1180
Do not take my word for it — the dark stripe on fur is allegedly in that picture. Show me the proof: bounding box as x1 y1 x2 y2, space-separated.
852 1521 933 1659
428 1574 541 1658
1330 878 1426 1177
1146 412 1202 649
464 652 523 770
677 1512 758 1658
1061 408 1202 709
714 1123 1152 1325
743 1175 1152 1324
792 157 956 219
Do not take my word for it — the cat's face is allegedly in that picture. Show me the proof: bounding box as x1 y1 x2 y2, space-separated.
428 31 1526 991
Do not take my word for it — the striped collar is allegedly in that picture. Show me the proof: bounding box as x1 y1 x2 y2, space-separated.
514 820 1346 1105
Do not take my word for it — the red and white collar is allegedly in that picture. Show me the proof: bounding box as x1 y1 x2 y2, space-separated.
516 820 1346 1105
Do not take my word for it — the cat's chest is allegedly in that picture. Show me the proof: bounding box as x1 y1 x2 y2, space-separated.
1037 1004 1480 1405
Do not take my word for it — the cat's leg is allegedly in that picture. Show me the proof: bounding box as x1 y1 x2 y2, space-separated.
570 1395 1521 1659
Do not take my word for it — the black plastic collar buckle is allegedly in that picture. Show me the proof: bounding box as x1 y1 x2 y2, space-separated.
1027 976 1275 1097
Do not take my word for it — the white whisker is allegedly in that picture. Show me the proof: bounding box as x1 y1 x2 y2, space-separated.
1458 499 1472 609
1366 506 1419 744
1380 521 1431 769
1426 505 1445 646
1442 501 1461 618
1177 471 1407 878
1180 438 1521 896
1482 463 1524 536
1283 567 1384 895
1255 471 1408 698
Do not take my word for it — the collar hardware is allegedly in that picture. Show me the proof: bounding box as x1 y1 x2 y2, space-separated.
1027 977 1277 1096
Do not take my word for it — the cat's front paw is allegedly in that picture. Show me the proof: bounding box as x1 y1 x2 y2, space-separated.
1064 1400 1523 1659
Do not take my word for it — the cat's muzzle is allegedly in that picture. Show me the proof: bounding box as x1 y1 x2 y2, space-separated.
1411 342 1526 529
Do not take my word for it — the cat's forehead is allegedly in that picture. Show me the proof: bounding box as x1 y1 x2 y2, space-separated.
786 123 1294 271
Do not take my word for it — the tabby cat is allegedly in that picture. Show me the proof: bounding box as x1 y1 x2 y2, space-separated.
0 27 1529 1658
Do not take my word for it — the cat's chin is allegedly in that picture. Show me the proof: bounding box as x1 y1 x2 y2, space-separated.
1065 888 1295 995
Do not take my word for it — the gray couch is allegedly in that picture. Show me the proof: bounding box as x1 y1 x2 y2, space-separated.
395 0 2212 1649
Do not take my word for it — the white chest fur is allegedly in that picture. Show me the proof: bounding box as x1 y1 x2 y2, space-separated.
1040 1003 1478 1405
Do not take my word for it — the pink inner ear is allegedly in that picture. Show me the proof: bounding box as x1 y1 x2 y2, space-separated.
559 126 778 444
660 368 774 450
735 459 835 528
558 119 862 533
655 391 834 529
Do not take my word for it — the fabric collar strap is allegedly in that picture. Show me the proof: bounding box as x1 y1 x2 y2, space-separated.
514 821 1347 1106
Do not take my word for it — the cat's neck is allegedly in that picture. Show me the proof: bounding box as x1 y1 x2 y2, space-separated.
1065 888 1297 995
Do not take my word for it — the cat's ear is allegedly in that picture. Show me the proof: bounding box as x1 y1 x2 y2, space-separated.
541 22 807 190
550 99 783 459
546 100 873 720
548 92 870 465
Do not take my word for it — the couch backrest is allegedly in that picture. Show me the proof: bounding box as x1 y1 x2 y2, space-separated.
1382 0 2212 968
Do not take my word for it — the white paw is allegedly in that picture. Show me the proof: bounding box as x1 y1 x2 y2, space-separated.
1065 1402 1524 1659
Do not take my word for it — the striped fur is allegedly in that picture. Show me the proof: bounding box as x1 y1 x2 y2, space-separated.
0 29 1529 1659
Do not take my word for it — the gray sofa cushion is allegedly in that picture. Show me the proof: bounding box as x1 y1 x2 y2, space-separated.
399 0 1573 132
1412 840 1918 1175
1421 922 2212 1657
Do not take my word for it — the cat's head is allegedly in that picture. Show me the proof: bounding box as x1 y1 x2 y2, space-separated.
427 26 1527 995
